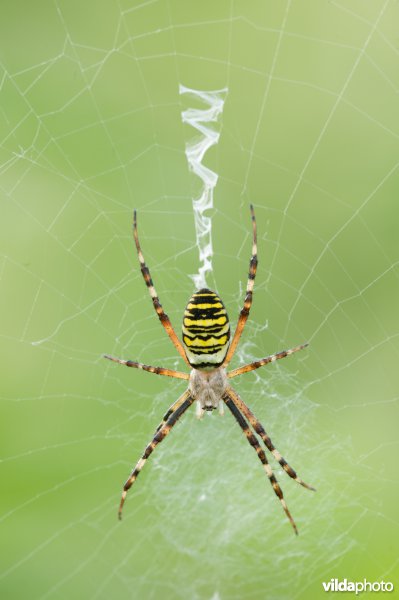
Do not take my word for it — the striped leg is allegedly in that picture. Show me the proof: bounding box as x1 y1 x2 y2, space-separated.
133 210 190 366
223 205 257 367
118 391 194 519
154 390 192 433
224 392 298 535
227 387 315 492
227 343 308 379
104 354 189 380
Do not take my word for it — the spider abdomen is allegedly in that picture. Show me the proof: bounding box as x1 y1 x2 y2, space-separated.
182 288 230 369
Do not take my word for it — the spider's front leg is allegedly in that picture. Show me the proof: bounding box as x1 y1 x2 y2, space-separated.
226 386 315 492
224 390 298 534
118 390 194 519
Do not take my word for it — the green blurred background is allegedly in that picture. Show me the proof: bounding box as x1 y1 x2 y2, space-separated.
1 1 399 598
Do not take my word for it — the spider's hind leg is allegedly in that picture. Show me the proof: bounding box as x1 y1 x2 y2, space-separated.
223 205 257 368
132 210 190 366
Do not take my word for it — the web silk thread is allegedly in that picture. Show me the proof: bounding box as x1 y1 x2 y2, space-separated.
179 85 228 290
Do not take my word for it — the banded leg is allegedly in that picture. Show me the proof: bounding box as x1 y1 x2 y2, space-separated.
104 354 189 380
154 389 191 433
227 387 315 492
133 210 190 366
118 391 194 519
224 392 298 535
228 343 308 379
223 205 257 367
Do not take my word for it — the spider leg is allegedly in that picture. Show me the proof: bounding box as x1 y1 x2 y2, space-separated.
223 205 257 367
118 390 194 519
226 387 315 492
133 210 190 366
154 389 192 433
224 391 298 535
227 343 308 379
104 354 189 380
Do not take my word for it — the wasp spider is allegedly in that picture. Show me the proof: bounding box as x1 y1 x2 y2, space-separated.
105 206 315 534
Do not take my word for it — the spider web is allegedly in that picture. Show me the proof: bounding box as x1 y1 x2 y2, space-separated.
1 1 399 599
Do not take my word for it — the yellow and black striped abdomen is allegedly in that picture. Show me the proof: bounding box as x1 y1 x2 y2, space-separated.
182 288 230 369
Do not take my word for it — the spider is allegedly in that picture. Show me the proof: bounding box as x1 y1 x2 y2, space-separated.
104 205 315 534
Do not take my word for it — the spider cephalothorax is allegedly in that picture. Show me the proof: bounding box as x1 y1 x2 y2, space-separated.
189 366 228 416
105 206 315 534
